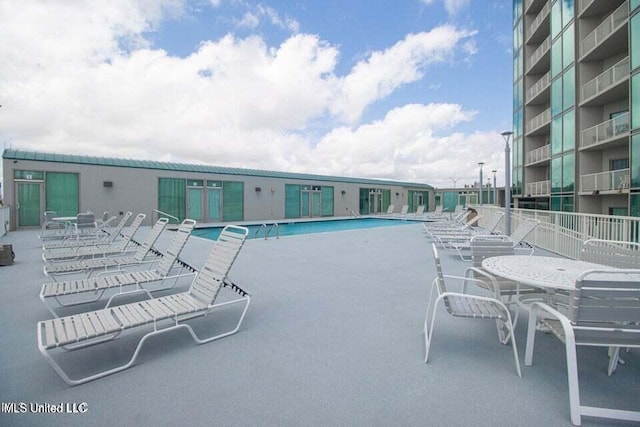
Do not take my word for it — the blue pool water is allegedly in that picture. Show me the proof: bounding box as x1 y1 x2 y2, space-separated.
192 218 422 241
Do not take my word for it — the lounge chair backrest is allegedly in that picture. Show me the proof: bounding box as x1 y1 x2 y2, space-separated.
105 211 133 243
415 205 425 215
76 212 96 229
432 206 443 215
510 219 539 244
121 213 145 242
189 225 248 305
133 218 169 261
400 205 409 215
386 205 395 214
569 270 640 326
470 236 514 270
156 219 196 277
580 239 640 269
483 212 504 233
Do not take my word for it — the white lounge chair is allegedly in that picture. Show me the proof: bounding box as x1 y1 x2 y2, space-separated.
42 212 135 250
40 219 197 317
447 218 539 260
435 212 504 249
423 243 521 377
42 213 142 262
44 218 168 280
37 225 250 386
525 270 640 425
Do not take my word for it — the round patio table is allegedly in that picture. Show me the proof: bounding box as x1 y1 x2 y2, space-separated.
481 255 621 292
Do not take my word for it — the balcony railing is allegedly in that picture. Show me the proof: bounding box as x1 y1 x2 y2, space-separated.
580 112 630 149
581 57 629 102
526 108 551 134
580 1 628 57
580 168 630 192
526 36 551 73
528 1 551 38
526 180 550 196
526 144 551 165
577 0 596 16
527 71 551 102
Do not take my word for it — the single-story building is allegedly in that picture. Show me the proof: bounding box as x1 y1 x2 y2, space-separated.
2 149 434 230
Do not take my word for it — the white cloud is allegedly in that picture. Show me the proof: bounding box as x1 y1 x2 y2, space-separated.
235 4 300 33
420 0 470 17
0 0 497 189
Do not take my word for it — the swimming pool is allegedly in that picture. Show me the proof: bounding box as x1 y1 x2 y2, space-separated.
192 218 423 241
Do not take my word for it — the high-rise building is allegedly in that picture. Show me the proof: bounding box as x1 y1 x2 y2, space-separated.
513 0 640 216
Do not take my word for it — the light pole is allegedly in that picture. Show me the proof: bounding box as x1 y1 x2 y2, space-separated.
501 131 514 235
491 170 497 205
478 162 484 206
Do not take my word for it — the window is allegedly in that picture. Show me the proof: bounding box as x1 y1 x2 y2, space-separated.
562 67 574 111
14 170 44 180
610 158 629 171
321 186 334 217
633 73 640 130
551 38 563 78
632 134 640 188
562 109 575 151
551 116 563 155
551 78 563 117
632 13 640 70
562 153 575 192
46 172 79 217
158 178 186 222
222 181 244 221
562 24 574 70
551 157 562 193
561 0 574 29
609 207 628 216
551 0 562 39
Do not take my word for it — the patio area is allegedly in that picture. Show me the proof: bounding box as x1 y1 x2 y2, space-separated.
0 223 638 426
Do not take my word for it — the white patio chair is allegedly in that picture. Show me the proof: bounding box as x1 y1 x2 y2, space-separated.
40 219 197 317
37 225 250 386
44 218 168 280
424 243 521 377
525 270 640 425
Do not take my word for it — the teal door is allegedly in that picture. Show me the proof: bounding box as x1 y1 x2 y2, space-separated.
301 191 311 217
187 188 203 220
207 188 221 221
17 182 42 227
312 192 321 217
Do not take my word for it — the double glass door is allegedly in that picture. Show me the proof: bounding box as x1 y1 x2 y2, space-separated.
368 190 383 214
301 189 321 218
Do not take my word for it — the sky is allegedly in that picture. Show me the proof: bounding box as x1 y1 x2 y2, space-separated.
0 0 514 189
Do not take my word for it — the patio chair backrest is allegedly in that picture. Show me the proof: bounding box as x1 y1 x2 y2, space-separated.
469 236 515 294
189 225 248 305
44 211 56 222
76 212 96 232
133 218 168 261
156 219 196 277
431 243 453 314
510 219 539 244
580 239 640 269
570 270 640 327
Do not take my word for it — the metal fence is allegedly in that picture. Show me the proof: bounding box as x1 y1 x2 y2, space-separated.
474 205 640 260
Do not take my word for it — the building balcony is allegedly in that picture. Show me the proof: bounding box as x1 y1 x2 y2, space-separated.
580 57 629 106
525 144 551 166
525 108 551 136
580 112 630 151
526 71 551 105
578 0 626 18
580 168 630 194
525 36 551 75
525 0 547 15
526 180 550 197
526 1 551 44
580 1 628 61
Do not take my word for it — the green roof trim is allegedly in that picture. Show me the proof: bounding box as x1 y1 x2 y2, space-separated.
3 149 433 189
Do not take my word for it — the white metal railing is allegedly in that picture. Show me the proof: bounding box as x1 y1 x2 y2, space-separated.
474 205 640 260
580 168 630 192
526 108 551 133
526 36 551 73
581 57 629 102
526 180 550 196
580 112 630 149
527 71 551 102
528 1 551 38
580 1 628 57
526 144 551 165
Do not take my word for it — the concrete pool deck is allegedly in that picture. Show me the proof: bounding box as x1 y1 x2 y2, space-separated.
0 223 638 426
